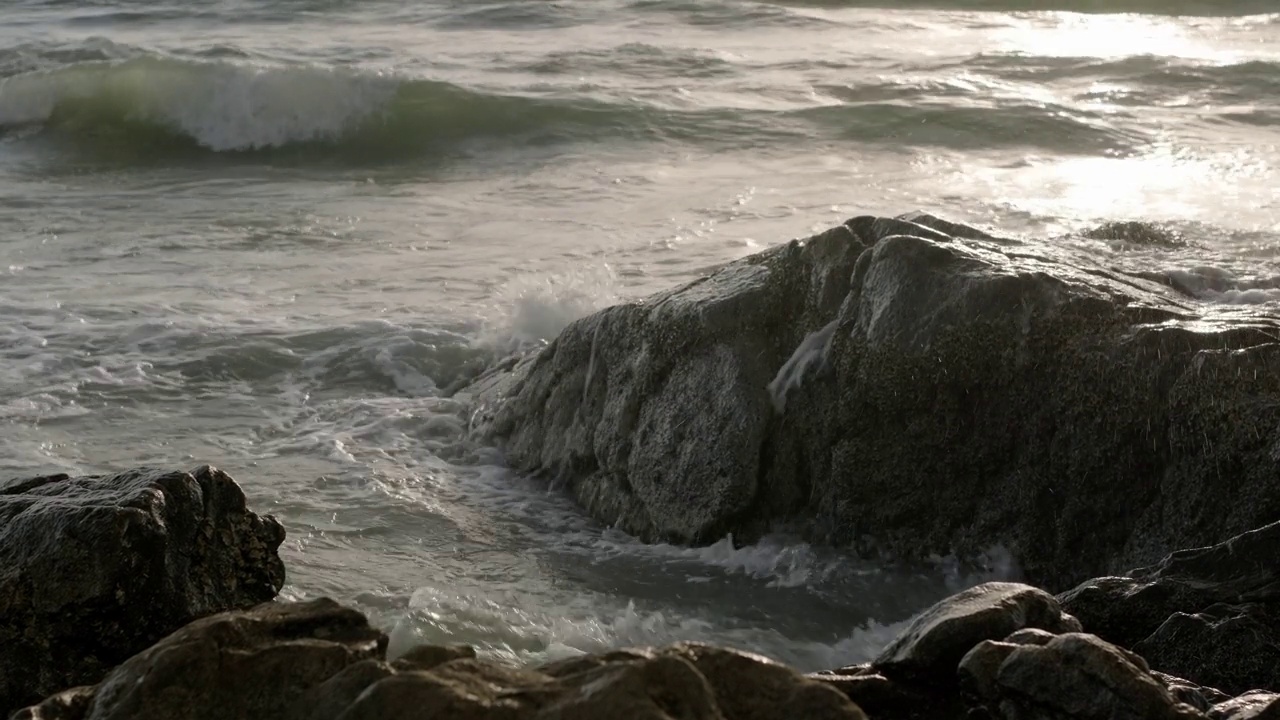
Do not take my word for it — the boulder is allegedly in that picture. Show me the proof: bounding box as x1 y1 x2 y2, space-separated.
993 633 1204 720
809 583 1078 719
16 600 866 720
873 582 1081 681
0 466 286 715
13 598 386 720
329 643 866 720
463 213 1280 590
1060 521 1280 694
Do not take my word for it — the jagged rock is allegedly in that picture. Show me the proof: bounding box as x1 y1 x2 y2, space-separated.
1210 691 1280 720
994 633 1204 720
0 465 286 715
873 582 1081 681
12 598 387 720
464 213 1280 590
1060 521 1280 694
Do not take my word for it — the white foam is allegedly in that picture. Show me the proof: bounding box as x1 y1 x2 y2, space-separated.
475 264 619 354
1165 267 1280 305
768 320 838 413
385 582 913 672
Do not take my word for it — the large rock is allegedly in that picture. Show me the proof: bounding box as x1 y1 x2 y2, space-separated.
14 598 386 720
464 213 1280 590
0 466 286 714
1060 521 1280 694
873 582 1081 681
16 600 866 720
992 633 1205 720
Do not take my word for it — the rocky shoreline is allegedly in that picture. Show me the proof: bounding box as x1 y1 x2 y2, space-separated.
5 215 1280 719
4 466 1279 719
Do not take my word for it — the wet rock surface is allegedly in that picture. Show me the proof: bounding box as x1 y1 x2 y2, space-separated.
16 601 865 720
873 582 1081 681
1060 521 1280 695
0 465 286 716
463 213 1280 591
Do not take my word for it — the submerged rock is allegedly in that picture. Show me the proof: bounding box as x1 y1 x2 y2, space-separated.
1060 520 1280 694
463 213 1280 590
0 466 286 715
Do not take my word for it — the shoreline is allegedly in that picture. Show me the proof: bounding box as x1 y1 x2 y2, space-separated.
6 214 1280 719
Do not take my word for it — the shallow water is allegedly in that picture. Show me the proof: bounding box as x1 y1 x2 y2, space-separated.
3 0 1279 669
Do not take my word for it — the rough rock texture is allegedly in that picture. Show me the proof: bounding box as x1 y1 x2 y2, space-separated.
1060 521 1280 694
811 582 1080 719
16 601 865 720
991 633 1205 720
12 598 386 720
1210 691 1280 720
464 213 1280 590
0 465 286 715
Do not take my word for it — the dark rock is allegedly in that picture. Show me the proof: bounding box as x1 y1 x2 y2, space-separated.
287 660 396 720
873 582 1081 681
10 687 94 720
995 633 1204 720
323 642 867 720
814 670 954 720
1060 521 1280 694
13 598 386 720
662 643 865 720
0 465 286 715
958 641 1018 704
1151 672 1229 708
16 603 866 720
1002 629 1057 646
464 213 1280 590
393 643 478 671
1210 691 1280 720
1136 608 1280 697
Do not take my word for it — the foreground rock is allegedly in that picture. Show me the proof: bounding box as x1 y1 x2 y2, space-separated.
813 581 1208 720
463 213 1280 590
0 466 286 715
16 599 865 720
26 580 1280 720
1060 520 1280 695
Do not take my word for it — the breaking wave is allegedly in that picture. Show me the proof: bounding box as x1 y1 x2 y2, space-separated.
0 54 1153 163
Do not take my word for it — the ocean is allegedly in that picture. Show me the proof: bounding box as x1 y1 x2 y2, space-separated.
2 0 1278 670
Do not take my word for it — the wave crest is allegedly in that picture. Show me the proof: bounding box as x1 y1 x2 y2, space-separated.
0 56 655 158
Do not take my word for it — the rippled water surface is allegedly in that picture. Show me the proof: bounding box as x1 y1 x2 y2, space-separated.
3 0 1279 668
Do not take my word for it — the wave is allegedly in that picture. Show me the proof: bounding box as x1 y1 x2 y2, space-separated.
0 54 1149 163
0 56 677 160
